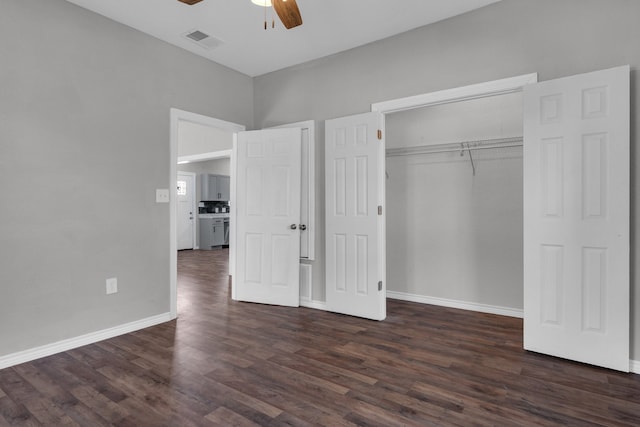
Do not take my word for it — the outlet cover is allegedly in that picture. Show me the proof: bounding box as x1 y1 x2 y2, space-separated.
156 189 170 203
106 277 118 295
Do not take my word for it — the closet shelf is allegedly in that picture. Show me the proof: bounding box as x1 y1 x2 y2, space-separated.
386 136 523 158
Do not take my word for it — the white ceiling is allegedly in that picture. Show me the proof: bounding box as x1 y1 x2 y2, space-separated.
65 0 500 77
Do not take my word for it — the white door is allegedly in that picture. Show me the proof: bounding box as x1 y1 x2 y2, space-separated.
325 112 386 321
270 121 315 260
523 65 630 371
177 172 195 250
234 128 302 307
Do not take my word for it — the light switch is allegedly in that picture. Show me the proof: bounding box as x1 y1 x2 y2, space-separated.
156 189 170 203
106 277 118 295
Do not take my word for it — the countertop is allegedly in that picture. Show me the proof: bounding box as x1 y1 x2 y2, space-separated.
198 213 230 219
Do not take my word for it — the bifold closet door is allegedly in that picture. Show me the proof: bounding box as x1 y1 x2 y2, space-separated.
523 66 630 371
325 112 386 321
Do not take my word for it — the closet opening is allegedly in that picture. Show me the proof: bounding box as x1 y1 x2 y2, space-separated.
384 91 525 318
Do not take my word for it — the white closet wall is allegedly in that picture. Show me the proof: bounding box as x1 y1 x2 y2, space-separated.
386 93 524 313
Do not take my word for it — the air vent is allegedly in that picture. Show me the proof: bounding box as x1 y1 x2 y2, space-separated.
181 29 223 50
186 30 209 42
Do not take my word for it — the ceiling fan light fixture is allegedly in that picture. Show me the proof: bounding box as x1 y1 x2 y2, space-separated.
251 0 272 7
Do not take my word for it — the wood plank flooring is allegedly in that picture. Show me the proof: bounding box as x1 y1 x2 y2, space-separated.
1 249 639 426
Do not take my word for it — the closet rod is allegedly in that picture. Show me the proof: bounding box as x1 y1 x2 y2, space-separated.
386 137 523 158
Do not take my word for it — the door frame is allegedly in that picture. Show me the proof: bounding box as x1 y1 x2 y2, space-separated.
371 73 538 114
177 171 197 250
170 108 245 319
371 73 538 318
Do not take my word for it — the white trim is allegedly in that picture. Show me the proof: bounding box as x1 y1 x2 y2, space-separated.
170 108 245 319
630 359 640 374
386 291 524 319
173 109 246 133
299 263 312 303
270 120 316 260
177 171 197 250
371 73 538 114
0 312 172 370
230 134 237 278
300 300 328 311
178 150 232 163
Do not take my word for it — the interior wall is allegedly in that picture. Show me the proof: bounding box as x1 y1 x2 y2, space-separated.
386 93 523 310
179 159 231 181
386 93 523 149
253 0 640 359
0 0 253 358
178 122 234 157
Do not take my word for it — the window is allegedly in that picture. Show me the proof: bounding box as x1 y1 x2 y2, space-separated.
177 180 187 196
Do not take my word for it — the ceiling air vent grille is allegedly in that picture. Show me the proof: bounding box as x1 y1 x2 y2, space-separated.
186 30 209 42
182 29 223 50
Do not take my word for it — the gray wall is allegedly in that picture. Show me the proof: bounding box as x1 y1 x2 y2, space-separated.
0 0 252 357
253 0 640 359
386 93 523 309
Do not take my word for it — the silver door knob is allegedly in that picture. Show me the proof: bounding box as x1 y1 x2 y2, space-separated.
299 224 307 231
290 224 297 230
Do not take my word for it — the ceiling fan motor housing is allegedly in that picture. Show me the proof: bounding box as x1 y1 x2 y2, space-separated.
177 0 203 5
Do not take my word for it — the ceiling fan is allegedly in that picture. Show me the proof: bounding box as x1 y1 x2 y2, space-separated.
177 0 303 30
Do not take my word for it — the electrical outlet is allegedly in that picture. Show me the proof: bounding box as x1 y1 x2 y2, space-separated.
156 189 170 203
106 277 118 295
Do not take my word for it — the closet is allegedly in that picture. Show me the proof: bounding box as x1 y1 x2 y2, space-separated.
385 92 524 313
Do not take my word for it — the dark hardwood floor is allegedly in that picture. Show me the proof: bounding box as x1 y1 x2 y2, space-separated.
1 249 639 426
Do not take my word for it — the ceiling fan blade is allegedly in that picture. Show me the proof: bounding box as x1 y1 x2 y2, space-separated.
272 0 303 29
177 0 203 5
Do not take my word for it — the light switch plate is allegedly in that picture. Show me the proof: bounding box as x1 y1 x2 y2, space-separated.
106 277 118 295
156 189 170 203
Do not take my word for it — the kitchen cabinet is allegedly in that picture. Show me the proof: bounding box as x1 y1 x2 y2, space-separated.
201 174 230 201
199 217 225 249
217 175 230 201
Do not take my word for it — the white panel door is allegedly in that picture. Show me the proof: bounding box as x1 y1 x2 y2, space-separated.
523 66 629 371
325 112 386 320
234 128 302 307
177 172 195 250
270 121 316 260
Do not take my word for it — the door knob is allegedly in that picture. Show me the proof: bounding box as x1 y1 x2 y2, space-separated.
299 224 307 231
290 224 297 230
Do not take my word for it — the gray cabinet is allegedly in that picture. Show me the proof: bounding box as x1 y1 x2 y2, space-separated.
199 218 225 249
218 175 230 201
201 174 230 201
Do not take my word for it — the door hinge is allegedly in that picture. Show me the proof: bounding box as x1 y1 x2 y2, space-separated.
377 129 382 140
378 205 383 215
378 281 383 291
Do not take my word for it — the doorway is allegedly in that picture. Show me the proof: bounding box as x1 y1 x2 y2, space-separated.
373 67 631 372
373 73 537 316
384 91 525 317
177 171 196 250
169 108 245 319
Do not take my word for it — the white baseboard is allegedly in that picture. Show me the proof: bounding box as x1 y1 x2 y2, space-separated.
300 300 328 311
386 291 524 318
0 312 173 370
631 359 640 374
